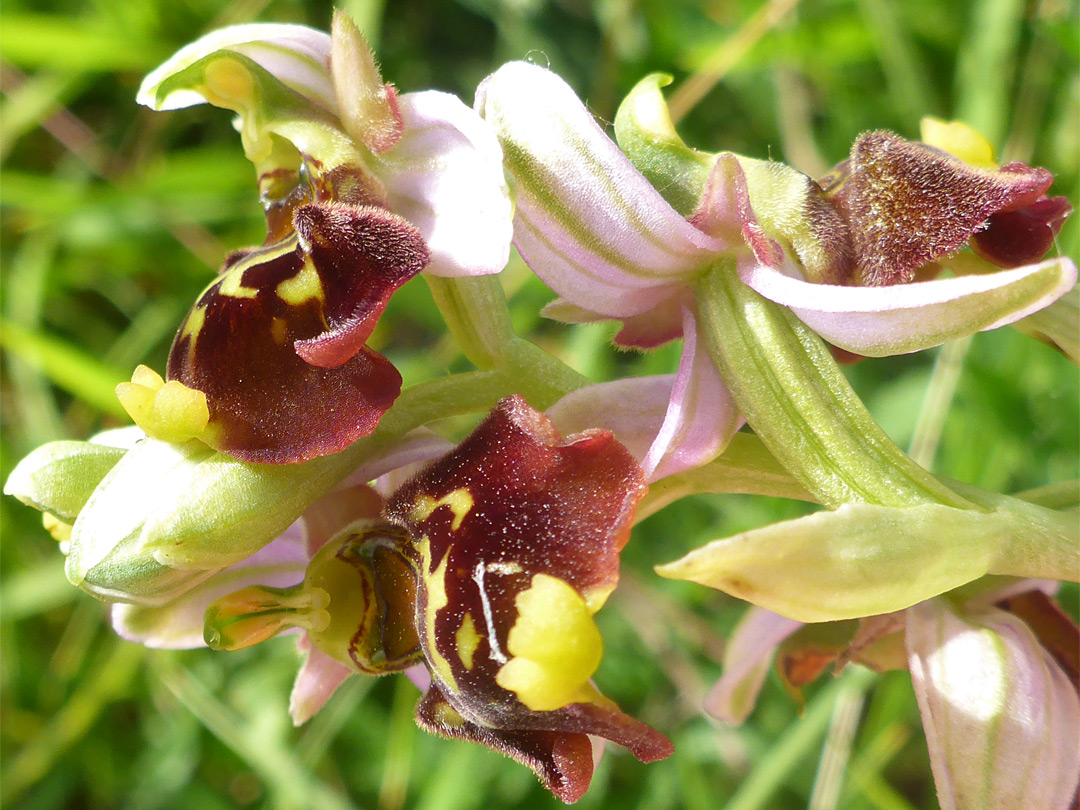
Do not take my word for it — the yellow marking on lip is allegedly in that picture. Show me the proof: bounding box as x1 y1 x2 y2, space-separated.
276 259 325 306
495 573 603 712
270 316 288 345
419 538 458 692
218 268 259 299
455 612 482 671
409 488 474 531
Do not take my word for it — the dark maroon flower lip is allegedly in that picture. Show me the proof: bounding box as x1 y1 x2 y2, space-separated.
376 396 669 801
167 201 429 464
822 131 1064 286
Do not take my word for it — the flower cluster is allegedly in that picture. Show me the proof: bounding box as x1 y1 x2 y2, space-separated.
5 12 1078 809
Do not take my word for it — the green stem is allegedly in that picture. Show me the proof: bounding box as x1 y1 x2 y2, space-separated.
425 273 590 407
636 432 815 521
694 262 975 510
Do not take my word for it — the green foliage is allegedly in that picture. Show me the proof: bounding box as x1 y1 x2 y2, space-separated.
1 1 1076 808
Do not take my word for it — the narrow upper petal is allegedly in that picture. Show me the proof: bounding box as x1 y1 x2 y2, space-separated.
476 61 723 318
375 91 513 277
137 23 335 113
704 606 802 725
641 306 743 481
908 599 1080 810
740 257 1078 356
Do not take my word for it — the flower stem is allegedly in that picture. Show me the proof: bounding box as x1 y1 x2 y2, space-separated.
425 274 590 407
694 261 975 510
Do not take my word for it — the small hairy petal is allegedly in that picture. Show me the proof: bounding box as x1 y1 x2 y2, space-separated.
292 203 430 367
908 600 1080 810
168 203 428 463
834 131 1054 285
971 196 1072 269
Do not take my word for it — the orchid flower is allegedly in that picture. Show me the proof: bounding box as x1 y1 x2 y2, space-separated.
475 63 1075 486
198 396 672 802
702 580 1080 810
132 13 511 463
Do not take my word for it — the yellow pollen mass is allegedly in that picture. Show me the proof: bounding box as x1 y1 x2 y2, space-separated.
203 57 255 109
116 365 209 445
409 488 474 531
276 260 325 306
455 612 482 670
919 117 998 169
495 573 603 712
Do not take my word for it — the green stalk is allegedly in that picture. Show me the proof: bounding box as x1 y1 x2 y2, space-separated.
425 273 590 407
694 262 975 510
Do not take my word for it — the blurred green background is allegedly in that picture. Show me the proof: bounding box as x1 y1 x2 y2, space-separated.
1 1 1077 808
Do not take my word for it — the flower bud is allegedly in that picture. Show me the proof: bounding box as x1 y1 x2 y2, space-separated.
656 500 1078 622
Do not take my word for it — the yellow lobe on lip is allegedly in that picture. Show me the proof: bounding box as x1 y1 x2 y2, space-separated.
919 117 998 169
276 259 325 306
116 365 209 444
496 573 603 712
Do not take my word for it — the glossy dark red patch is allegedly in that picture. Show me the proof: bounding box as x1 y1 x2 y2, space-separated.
971 195 1071 269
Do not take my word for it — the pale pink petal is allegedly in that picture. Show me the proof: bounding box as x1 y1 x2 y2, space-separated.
289 635 355 725
405 664 431 693
542 295 687 349
641 307 742 481
741 257 1078 356
546 376 676 464
907 599 1080 810
138 24 334 113
691 153 785 268
336 428 453 492
110 520 307 649
964 579 1059 609
376 91 513 277
476 61 723 318
704 607 803 725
